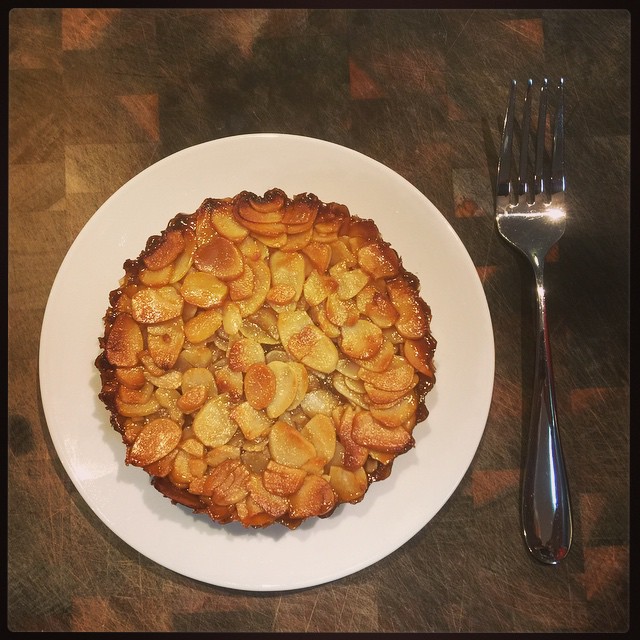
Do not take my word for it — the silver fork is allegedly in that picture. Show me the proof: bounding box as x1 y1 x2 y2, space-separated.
496 77 572 564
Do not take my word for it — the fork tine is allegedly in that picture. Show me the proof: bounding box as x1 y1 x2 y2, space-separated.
551 78 565 196
496 79 517 201
517 79 533 200
534 78 549 199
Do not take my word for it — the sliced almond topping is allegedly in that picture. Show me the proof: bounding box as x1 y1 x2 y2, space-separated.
106 313 144 367
265 361 299 419
127 417 182 467
329 465 368 502
192 395 238 448
193 236 244 281
228 337 265 372
184 308 223 343
143 230 185 271
370 391 418 428
132 286 185 324
340 319 383 360
115 365 146 389
403 337 436 378
351 411 414 454
300 413 336 465
263 460 307 497
357 241 400 279
180 271 228 308
387 277 429 339
204 459 250 506
289 475 336 519
147 317 185 369
301 241 332 273
244 363 277 410
230 402 272 441
247 474 290 518
357 356 414 391
268 420 316 468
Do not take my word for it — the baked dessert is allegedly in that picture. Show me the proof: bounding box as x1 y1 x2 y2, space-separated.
95 189 436 529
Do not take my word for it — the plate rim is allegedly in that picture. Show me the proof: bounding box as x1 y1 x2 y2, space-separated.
38 132 495 591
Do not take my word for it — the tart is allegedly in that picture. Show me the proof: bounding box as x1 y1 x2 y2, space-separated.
95 189 436 529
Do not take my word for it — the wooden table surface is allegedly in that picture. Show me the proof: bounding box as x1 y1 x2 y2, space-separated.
7 8 630 633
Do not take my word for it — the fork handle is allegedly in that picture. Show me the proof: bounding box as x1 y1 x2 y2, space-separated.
522 265 573 564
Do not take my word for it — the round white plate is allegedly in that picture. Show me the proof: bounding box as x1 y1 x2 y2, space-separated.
39 133 494 592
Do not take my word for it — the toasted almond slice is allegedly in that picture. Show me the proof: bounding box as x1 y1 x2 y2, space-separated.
280 226 313 251
194 207 218 247
364 377 418 405
237 189 287 218
167 229 196 282
184 308 223 343
130 284 184 323
303 270 338 306
147 317 185 369
310 304 341 339
230 402 272 440
179 436 205 458
346 217 380 240
180 271 228 309
106 313 144 367
335 406 369 470
300 388 341 418
351 411 414 454
244 363 277 410
144 369 183 390
354 338 397 371
181 366 216 398
265 361 298 419
116 396 162 418
301 413 336 465
228 263 255 301
118 380 154 404
332 372 370 410
270 250 305 302
263 460 307 497
222 302 242 336
143 230 185 271
358 356 414 391
325 293 359 327
205 444 241 467
247 474 289 518
287 361 309 411
210 202 249 242
213 367 244 401
301 334 339 374
329 465 368 502
281 193 320 225
127 417 181 467
287 324 320 361
238 217 288 238
178 344 214 369
370 390 418 428
403 337 436 378
328 239 357 268
266 283 297 306
289 474 336 519
139 264 173 287
204 459 250 506
228 337 265 372
301 241 332 272
192 395 238 448
277 308 314 347
357 241 400 279
176 384 208 413
334 267 370 301
116 365 146 389
193 236 244 281
236 260 271 317
387 277 429 339
340 319 383 360
269 419 316 468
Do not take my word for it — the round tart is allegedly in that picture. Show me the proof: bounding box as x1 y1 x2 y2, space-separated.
95 189 436 529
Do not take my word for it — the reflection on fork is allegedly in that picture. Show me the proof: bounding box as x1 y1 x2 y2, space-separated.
495 78 572 565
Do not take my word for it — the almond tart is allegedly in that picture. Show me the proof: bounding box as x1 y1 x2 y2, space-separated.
95 188 436 529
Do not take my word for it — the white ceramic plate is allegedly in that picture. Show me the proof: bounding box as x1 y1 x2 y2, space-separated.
39 134 494 592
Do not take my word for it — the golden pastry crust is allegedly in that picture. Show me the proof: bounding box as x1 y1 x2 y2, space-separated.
95 189 436 529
